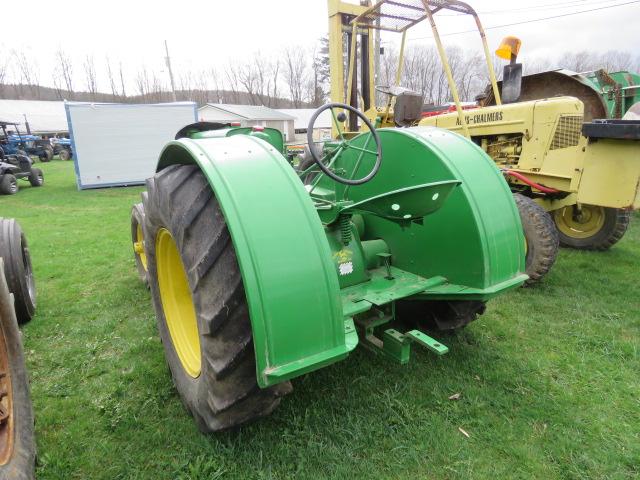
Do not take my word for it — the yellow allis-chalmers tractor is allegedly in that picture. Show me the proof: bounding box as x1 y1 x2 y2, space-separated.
328 0 640 284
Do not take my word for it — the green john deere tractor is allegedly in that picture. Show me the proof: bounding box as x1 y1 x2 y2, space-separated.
132 104 527 432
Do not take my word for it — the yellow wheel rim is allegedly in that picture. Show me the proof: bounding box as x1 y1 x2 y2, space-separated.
156 228 201 378
134 223 148 271
554 205 605 239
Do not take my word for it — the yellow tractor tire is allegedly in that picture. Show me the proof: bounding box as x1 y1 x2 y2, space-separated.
130 202 149 286
142 164 291 432
553 205 630 250
0 260 36 479
513 194 559 285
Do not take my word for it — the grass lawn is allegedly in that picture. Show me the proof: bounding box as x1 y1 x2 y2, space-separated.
1 161 638 479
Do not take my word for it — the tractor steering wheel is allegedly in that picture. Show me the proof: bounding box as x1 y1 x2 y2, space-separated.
306 103 382 186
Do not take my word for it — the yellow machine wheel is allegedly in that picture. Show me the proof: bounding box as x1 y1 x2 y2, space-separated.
143 164 291 432
553 205 630 250
155 228 201 378
130 202 149 286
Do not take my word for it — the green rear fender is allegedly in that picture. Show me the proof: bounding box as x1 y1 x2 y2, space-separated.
156 135 349 388
319 127 526 296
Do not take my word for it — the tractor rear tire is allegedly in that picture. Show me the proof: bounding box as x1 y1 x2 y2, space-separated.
58 149 71 161
0 219 36 324
513 193 559 285
143 164 291 432
130 202 148 286
296 146 320 185
0 176 17 196
397 300 487 332
553 205 630 250
27 169 43 188
0 260 36 480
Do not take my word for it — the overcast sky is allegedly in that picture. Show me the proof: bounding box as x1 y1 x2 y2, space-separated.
1 0 638 90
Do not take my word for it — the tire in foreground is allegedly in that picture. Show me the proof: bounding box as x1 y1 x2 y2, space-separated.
143 164 291 432
0 220 36 324
0 259 36 480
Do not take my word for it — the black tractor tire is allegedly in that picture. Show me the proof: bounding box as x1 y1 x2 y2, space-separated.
130 202 148 286
0 176 18 196
0 260 36 480
513 193 559 286
143 164 291 432
296 146 320 185
27 169 43 188
58 149 71 161
44 147 54 162
38 152 51 163
397 300 487 332
0 219 36 324
553 206 630 250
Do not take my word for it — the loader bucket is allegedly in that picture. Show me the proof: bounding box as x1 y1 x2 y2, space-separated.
484 69 608 121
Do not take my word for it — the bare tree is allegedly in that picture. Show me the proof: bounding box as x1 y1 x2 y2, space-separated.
599 50 633 72
13 50 40 98
308 37 330 107
270 59 280 105
0 53 8 97
523 56 552 75
558 51 597 73
118 62 127 99
83 55 98 100
225 63 242 104
253 53 275 106
105 57 120 98
282 47 307 108
52 72 65 100
135 67 151 98
209 68 223 103
56 49 75 98
234 62 259 105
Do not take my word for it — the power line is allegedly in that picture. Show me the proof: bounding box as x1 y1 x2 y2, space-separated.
408 0 640 40
439 0 625 16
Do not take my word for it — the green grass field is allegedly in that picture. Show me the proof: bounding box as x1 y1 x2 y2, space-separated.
1 161 638 479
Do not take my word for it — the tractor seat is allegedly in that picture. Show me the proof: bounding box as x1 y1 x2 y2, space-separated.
343 180 461 223
376 85 423 126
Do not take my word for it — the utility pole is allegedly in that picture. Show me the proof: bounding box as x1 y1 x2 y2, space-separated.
164 40 178 102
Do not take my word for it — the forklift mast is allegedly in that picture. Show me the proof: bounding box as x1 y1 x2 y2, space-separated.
328 0 376 132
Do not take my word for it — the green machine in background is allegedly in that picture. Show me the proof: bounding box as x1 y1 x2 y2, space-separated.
132 103 526 433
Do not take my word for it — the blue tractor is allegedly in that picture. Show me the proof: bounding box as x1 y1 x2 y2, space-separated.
52 137 73 161
0 122 53 162
0 122 44 195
